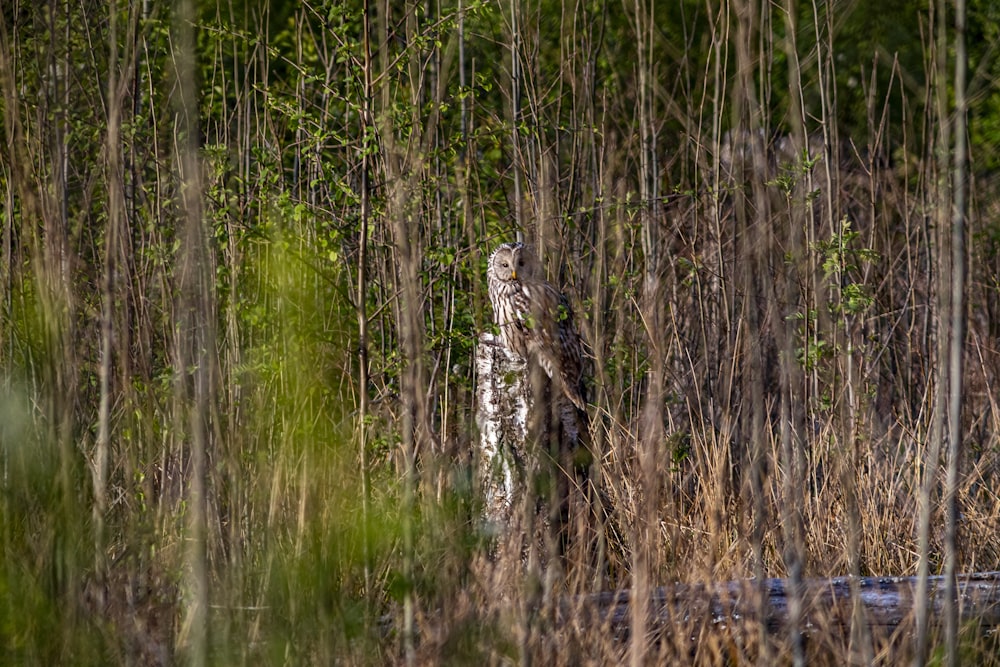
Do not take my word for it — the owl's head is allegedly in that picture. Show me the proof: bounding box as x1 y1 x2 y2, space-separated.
489 242 540 282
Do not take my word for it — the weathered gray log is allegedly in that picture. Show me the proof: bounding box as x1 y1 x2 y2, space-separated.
377 572 1000 647
562 571 1000 640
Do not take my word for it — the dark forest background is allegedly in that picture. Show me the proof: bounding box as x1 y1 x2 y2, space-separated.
1 0 998 663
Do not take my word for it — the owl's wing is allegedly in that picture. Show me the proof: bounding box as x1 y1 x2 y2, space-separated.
522 281 586 411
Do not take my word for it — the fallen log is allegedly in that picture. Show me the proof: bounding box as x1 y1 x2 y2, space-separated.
565 571 1000 640
376 572 1000 659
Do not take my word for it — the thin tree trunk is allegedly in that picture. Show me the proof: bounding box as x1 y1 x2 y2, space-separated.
915 0 952 662
95 0 124 589
358 0 374 601
943 0 968 664
510 0 523 235
174 0 210 661
629 1 658 664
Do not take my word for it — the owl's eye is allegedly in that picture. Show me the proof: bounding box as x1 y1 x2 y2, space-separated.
518 259 524 266
502 262 509 268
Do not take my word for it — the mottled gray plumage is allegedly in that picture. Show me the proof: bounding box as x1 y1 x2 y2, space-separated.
487 242 586 411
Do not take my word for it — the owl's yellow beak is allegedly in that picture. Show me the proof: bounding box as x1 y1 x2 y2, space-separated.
511 269 517 279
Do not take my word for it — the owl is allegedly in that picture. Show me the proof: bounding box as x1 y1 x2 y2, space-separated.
487 242 586 412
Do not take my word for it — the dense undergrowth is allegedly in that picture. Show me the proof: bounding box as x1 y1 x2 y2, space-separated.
1 0 999 663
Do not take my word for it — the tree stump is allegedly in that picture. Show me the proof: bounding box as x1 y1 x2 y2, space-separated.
474 332 529 531
474 332 588 538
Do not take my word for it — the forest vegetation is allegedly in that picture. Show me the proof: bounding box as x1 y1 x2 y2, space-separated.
1 0 999 663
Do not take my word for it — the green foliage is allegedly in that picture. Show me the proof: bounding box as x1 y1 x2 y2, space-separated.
787 219 880 415
813 219 879 316
768 149 823 198
0 385 112 664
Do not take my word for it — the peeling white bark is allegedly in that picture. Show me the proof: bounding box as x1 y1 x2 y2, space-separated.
474 333 528 531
